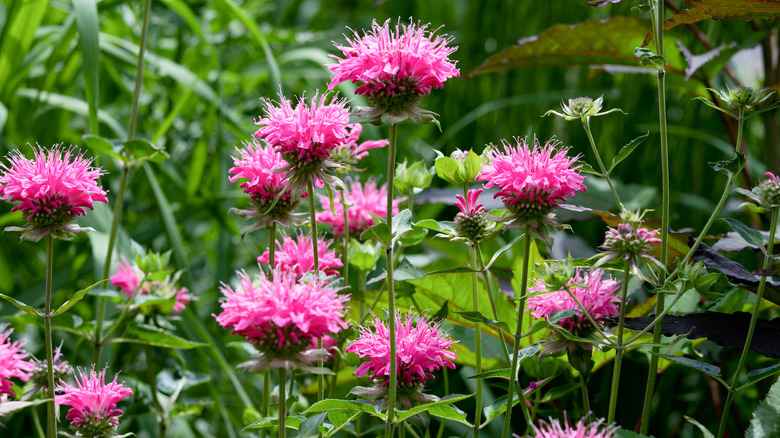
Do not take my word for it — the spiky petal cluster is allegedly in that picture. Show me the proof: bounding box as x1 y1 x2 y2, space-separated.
229 140 301 229
328 19 459 124
31 344 71 394
529 416 615 438
478 138 585 226
109 256 143 297
254 93 349 192
0 146 108 241
600 223 661 269
752 172 780 208
316 180 402 238
347 314 457 388
527 269 620 332
215 269 349 370
109 256 192 315
453 189 492 242
329 124 388 172
55 369 133 438
257 232 343 278
0 327 33 397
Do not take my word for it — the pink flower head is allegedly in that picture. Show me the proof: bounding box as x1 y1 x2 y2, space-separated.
257 232 343 278
0 326 33 397
330 124 388 172
328 19 459 124
530 416 615 438
452 189 492 242
455 189 484 217
601 223 661 264
317 179 402 238
478 138 585 226
752 171 780 208
527 269 620 332
347 314 457 388
215 269 349 369
55 369 133 436
172 287 192 314
110 256 143 297
0 145 108 241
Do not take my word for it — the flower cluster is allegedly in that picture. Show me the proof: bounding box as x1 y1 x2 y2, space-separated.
600 222 662 270
257 232 343 278
529 416 615 438
56 369 133 438
478 138 585 227
317 179 402 238
31 344 71 394
254 93 349 191
751 172 780 209
328 19 459 124
452 189 493 242
0 326 33 397
215 269 349 371
229 140 301 230
0 146 107 241
527 269 620 333
110 255 192 314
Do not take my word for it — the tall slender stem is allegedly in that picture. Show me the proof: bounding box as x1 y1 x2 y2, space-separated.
262 223 278 438
385 123 399 438
581 117 621 206
93 0 152 366
146 345 166 437
578 374 591 422
278 367 287 438
641 2 669 432
342 190 350 288
502 230 533 437
474 243 511 363
717 207 778 438
469 242 482 438
608 263 631 423
358 269 367 320
44 236 56 438
306 179 323 404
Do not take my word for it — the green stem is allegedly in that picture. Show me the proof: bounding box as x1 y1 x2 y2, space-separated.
262 223 277 438
608 263 631 423
146 345 166 437
385 123 398 438
502 230 534 437
44 236 56 438
579 374 591 422
93 0 152 367
342 190 350 288
717 207 778 438
469 243 482 438
436 368 449 438
262 372 271 438
474 243 511 364
640 2 669 432
562 284 611 343
278 367 287 438
307 180 324 405
358 269 367 320
581 116 621 206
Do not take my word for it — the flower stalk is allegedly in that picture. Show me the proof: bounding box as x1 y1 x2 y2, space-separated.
306 179 324 403
278 367 287 438
607 263 631 423
44 236 56 438
581 117 620 206
385 122 398 437
474 243 511 363
469 241 482 438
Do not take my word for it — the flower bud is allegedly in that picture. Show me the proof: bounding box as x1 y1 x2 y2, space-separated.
435 149 482 184
753 172 780 208
714 85 774 110
394 160 435 197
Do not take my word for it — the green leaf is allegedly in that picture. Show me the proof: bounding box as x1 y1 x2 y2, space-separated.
0 0 49 97
361 222 391 247
124 139 167 164
391 209 413 245
52 279 105 317
108 324 205 349
684 415 715 438
722 218 766 255
608 131 649 173
0 399 48 416
434 156 462 184
82 134 124 160
0 292 40 316
578 161 602 176
708 153 746 178
665 0 780 31
467 368 511 380
746 376 780 438
463 149 483 182
743 363 780 390
455 311 511 333
242 416 304 432
72 0 100 134
549 309 579 325
468 16 684 78
395 394 473 424
612 430 654 438
297 411 328 438
414 219 453 233
304 399 386 420
484 235 525 270
16 88 126 137
694 96 735 117
654 353 723 381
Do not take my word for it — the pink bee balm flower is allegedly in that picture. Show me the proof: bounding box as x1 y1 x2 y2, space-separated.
254 93 349 192
329 124 388 172
257 232 343 278
478 138 585 227
229 140 301 229
347 314 457 388
215 269 349 371
529 416 615 438
0 145 108 241
452 189 493 243
55 369 133 437
0 326 34 397
328 19 459 124
172 287 191 314
110 256 143 297
527 269 620 332
600 223 663 274
317 180 402 238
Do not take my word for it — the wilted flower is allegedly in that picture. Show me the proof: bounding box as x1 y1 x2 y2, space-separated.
254 92 350 192
316 180 402 238
328 19 459 125
328 124 388 172
452 189 493 243
529 416 616 438
544 95 625 121
257 232 343 278
229 140 302 231
56 368 133 438
110 254 193 315
527 269 620 334
30 343 71 395
0 145 108 241
347 314 457 408
478 138 585 228
215 269 349 372
0 326 33 397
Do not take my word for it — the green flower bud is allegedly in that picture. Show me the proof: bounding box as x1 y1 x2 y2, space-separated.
394 160 435 197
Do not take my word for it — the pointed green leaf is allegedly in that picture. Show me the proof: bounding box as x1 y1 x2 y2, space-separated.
304 399 386 420
52 280 105 317
391 209 413 245
124 139 167 164
467 368 511 380
608 131 649 173
684 415 715 438
484 235 525 270
73 0 100 134
0 399 48 416
746 376 780 438
721 218 766 255
665 0 780 31
361 222 391 247
435 156 461 184
108 324 205 349
242 416 304 432
394 394 473 424
578 161 602 176
654 353 723 381
455 311 511 333
0 293 40 316
743 363 780 390
708 153 746 178
297 412 328 438
694 96 735 117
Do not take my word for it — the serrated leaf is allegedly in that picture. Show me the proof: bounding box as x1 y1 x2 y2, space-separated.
746 377 780 438
609 131 649 173
455 311 511 333
124 139 167 164
578 161 602 176
241 416 304 432
52 280 105 317
665 0 780 31
745 363 780 388
654 353 722 380
108 324 205 349
467 368 512 380
391 209 413 245
708 152 746 178
434 156 461 184
394 394 473 424
361 222 391 247
297 411 328 438
677 40 731 81
721 218 766 255
0 292 40 316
